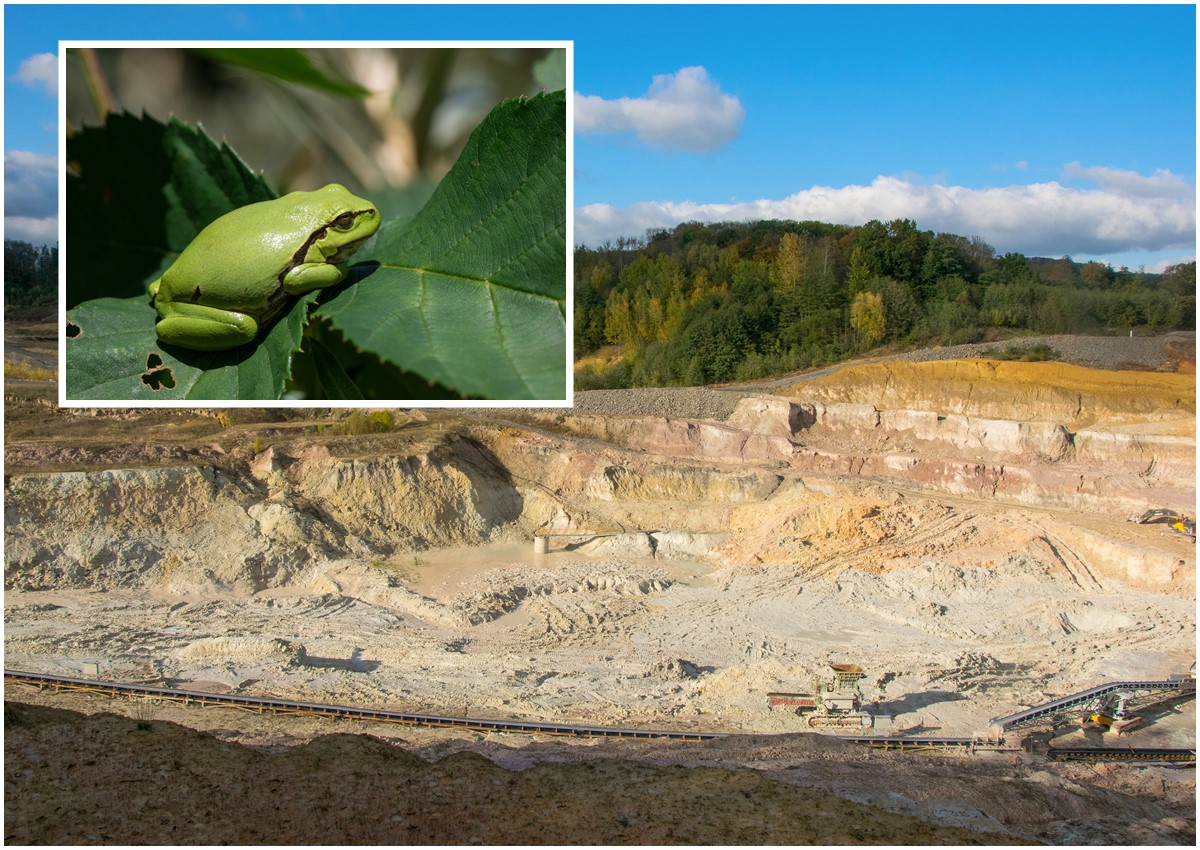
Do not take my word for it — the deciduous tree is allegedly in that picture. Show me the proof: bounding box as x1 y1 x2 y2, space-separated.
850 291 886 347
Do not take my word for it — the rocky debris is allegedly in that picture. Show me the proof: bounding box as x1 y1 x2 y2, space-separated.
449 561 676 627
572 386 744 421
649 657 707 681
174 637 307 669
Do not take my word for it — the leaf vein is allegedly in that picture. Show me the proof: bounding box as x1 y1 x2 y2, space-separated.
487 285 535 397
417 270 435 359
378 263 563 305
487 219 565 291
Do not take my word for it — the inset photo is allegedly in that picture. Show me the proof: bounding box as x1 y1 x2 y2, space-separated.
60 42 570 405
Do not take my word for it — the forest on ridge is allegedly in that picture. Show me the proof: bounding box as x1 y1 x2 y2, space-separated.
574 218 1196 389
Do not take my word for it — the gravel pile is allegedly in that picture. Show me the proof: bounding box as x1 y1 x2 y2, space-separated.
572 333 1193 422
571 387 745 421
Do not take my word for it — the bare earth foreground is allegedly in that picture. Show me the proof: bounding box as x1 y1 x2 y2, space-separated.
4 332 1196 844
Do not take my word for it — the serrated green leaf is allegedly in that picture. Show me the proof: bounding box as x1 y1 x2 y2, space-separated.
66 112 276 307
317 91 566 401
63 112 325 401
196 48 370 98
65 291 318 401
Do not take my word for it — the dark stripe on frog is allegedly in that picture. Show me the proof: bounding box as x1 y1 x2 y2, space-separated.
251 207 374 338
255 283 296 333
280 208 377 284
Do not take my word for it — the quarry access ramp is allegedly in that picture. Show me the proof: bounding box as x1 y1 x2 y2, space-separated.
989 678 1196 733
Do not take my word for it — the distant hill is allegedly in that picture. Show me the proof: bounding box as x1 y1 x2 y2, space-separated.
574 218 1195 389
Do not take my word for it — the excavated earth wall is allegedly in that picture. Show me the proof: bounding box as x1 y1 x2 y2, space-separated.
3 430 788 594
5 437 512 594
5 387 1194 596
524 397 1193 517
786 359 1195 429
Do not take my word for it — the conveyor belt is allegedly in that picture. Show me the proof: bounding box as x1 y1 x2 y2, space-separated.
3 670 722 741
842 736 1012 752
990 679 1195 731
1048 748 1195 764
7 670 1192 764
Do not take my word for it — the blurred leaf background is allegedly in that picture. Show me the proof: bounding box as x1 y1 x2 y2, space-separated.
65 45 566 223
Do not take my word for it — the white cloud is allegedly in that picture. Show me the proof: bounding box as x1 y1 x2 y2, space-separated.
1144 255 1197 273
1063 161 1194 200
575 169 1196 258
5 150 57 243
13 52 57 96
575 66 745 152
5 150 57 218
5 215 59 245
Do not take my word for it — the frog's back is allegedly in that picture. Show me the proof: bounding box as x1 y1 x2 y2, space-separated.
155 198 316 309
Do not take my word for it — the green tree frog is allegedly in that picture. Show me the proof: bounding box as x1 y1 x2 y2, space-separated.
148 183 381 351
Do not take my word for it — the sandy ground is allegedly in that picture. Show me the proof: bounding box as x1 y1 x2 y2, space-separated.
5 524 1194 746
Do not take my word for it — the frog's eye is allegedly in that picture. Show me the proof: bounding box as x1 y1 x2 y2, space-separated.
332 212 357 229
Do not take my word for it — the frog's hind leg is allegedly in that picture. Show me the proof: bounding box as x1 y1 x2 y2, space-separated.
154 302 259 352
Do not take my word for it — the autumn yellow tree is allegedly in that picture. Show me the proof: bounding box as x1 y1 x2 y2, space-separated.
770 232 806 294
850 291 886 347
603 290 634 351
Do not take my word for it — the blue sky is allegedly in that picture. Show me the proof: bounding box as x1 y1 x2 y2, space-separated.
5 3 1197 271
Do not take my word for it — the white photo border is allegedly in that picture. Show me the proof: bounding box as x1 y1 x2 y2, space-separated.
57 39 574 409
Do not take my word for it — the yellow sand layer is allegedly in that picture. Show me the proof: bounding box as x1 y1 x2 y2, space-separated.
785 359 1195 430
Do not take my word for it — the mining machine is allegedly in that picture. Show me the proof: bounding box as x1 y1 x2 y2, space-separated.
767 663 875 730
1079 689 1134 731
1129 508 1196 540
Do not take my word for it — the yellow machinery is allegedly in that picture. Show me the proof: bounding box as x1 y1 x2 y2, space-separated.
1080 689 1133 731
1130 508 1196 540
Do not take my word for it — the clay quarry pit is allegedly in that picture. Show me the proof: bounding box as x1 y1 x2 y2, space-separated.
4 333 1196 844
